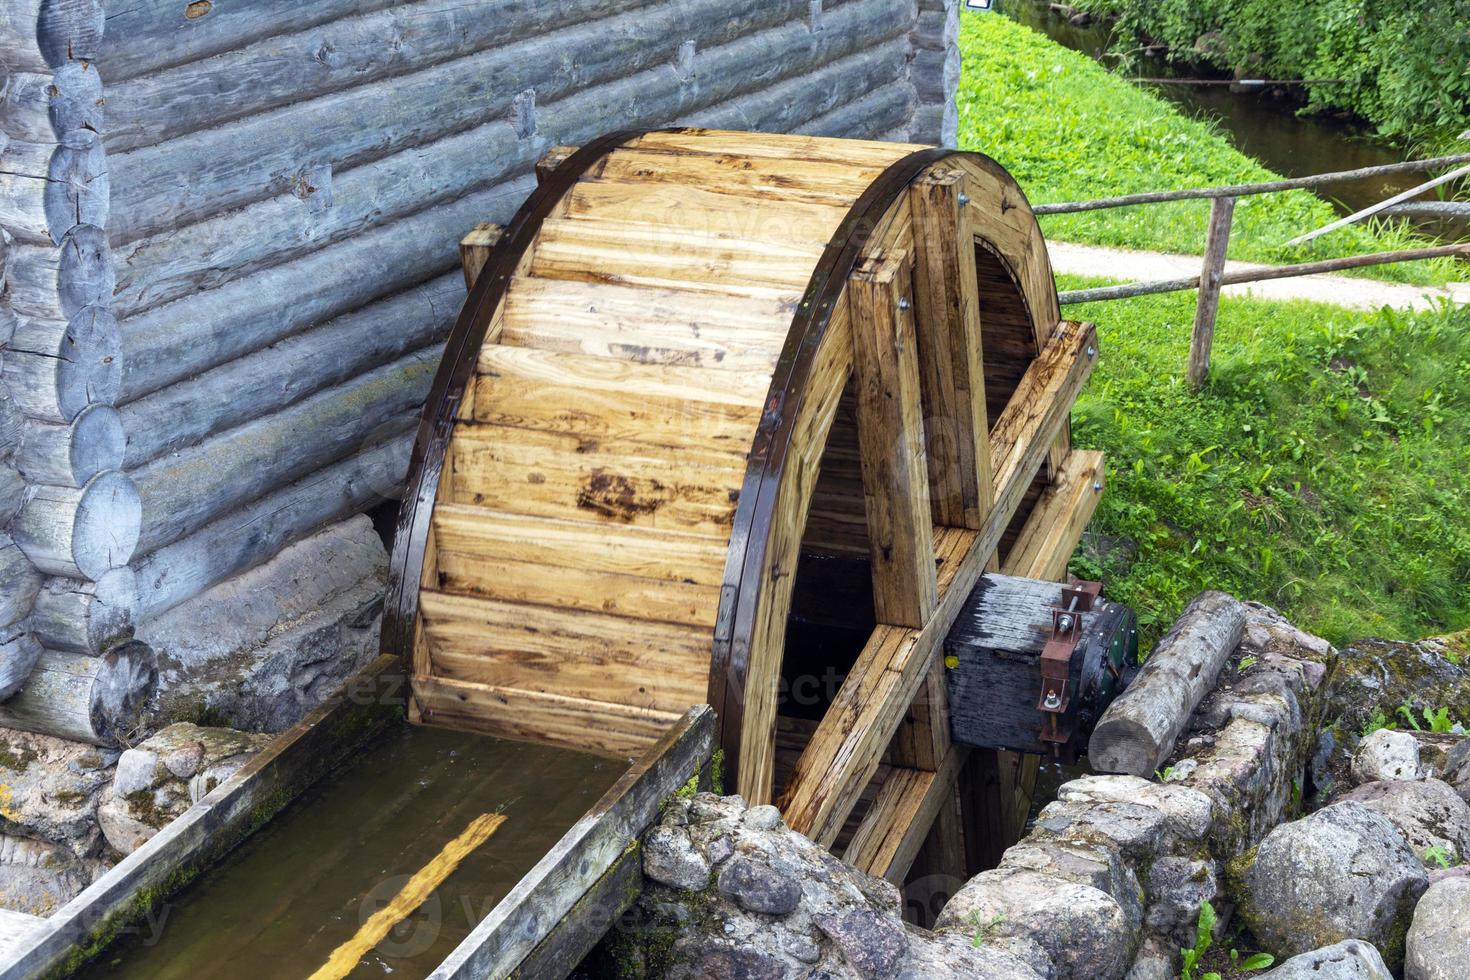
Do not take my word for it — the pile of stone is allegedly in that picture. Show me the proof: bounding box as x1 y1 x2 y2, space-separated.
619 606 1470 980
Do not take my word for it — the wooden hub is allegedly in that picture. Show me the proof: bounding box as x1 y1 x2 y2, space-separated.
383 129 1103 882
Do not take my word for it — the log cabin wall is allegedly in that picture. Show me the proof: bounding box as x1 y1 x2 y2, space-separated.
0 0 958 714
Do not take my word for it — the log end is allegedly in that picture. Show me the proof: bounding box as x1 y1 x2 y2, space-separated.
73 470 142 580
94 640 157 742
1086 717 1160 777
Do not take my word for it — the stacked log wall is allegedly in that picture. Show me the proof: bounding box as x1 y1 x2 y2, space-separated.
0 0 135 707
2 0 960 697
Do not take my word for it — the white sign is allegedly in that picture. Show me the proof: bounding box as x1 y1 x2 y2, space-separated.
965 0 995 9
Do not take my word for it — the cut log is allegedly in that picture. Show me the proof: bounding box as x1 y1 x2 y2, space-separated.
1089 591 1247 777
117 175 535 403
131 349 435 552
11 469 141 579
0 533 43 629
0 644 157 745
29 567 138 655
120 273 460 467
0 140 108 245
16 404 124 486
104 0 817 245
0 308 120 423
0 0 105 73
702 46 907 137
103 0 655 152
132 431 413 620
0 63 105 146
97 0 403 82
0 623 42 700
0 463 25 525
8 224 113 319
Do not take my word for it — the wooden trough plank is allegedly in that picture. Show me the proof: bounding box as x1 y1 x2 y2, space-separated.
909 168 993 531
419 590 710 713
412 674 680 761
428 705 715 980
470 346 765 453
0 656 405 980
849 251 937 629
444 424 747 537
593 148 887 206
778 323 1099 845
531 217 821 298
558 179 851 246
627 130 923 166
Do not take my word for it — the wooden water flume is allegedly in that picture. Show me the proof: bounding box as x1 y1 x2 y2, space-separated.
386 128 1106 885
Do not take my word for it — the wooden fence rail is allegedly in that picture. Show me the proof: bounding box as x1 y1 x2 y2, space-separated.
1044 152 1470 388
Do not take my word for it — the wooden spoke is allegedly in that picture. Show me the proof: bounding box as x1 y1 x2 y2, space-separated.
849 251 937 629
459 222 503 290
909 168 993 530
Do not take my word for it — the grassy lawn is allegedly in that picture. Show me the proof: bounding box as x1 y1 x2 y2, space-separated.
957 12 1454 285
1067 285 1470 647
956 13 1470 645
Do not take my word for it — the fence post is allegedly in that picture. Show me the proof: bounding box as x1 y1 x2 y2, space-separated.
1188 196 1236 389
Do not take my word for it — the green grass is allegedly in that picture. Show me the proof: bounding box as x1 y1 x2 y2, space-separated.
1066 284 1470 646
956 13 1470 645
957 13 1454 285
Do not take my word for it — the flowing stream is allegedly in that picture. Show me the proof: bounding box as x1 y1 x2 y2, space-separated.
1002 1 1469 241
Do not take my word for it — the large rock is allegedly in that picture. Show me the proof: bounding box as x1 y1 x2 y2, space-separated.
1341 779 1470 865
96 723 272 855
1328 633 1470 743
1405 877 1470 980
0 728 115 913
1351 730 1422 784
1441 739 1470 803
139 517 385 733
936 866 1133 979
1257 940 1392 980
618 793 1046 980
1238 802 1428 970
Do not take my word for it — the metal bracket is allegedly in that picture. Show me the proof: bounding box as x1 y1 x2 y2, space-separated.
1036 580 1103 750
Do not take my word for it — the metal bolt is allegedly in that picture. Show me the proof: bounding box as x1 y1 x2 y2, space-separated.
1057 614 1074 632
1043 690 1062 710
1086 345 1096 359
898 297 911 311
1092 480 1103 492
958 192 971 206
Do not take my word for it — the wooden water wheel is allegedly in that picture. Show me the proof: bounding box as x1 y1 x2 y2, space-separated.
383 129 1103 879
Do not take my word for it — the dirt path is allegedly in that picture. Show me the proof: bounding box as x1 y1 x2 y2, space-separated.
1049 241 1470 312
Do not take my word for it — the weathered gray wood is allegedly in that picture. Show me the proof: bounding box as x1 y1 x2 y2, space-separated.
790 73 913 141
1035 151 1470 215
1057 243 1470 306
430 706 715 980
0 655 403 978
1089 591 1247 777
508 843 643 980
1188 196 1235 390
0 534 43 629
120 273 460 467
8 224 112 319
0 138 107 243
0 386 21 458
96 0 403 82
0 643 155 744
131 349 435 553
0 907 43 962
104 0 655 152
0 463 25 525
109 0 906 320
11 469 141 579
0 62 104 146
133 431 413 620
0 0 104 73
106 0 810 247
16 403 123 486
0 308 120 422
29 567 137 655
117 175 533 402
0 622 43 701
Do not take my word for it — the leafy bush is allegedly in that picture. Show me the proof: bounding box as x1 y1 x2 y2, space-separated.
1074 0 1470 146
